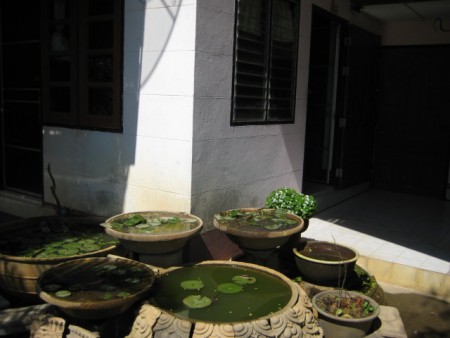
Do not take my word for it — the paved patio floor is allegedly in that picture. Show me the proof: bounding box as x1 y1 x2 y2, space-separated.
304 189 450 275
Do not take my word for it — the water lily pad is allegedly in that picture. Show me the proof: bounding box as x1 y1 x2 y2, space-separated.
117 291 131 298
55 290 72 298
183 295 212 309
123 215 146 226
264 224 283 230
232 275 256 285
180 280 204 290
217 283 243 294
101 292 114 300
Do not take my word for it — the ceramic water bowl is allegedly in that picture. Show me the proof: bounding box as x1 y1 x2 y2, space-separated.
293 240 359 286
103 211 203 255
213 208 305 250
127 260 323 337
37 256 156 319
0 216 120 301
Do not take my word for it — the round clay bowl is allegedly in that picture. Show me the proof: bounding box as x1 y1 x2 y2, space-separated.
37 256 156 320
312 290 380 338
127 260 324 338
104 211 203 254
0 216 120 301
293 241 359 286
213 208 304 250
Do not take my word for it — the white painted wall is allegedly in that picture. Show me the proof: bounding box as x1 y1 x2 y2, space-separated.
10 0 382 227
42 0 197 218
190 0 311 229
189 0 382 229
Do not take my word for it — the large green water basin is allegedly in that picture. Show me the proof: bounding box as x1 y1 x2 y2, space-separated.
151 263 292 322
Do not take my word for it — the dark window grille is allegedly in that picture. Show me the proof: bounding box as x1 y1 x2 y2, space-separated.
41 0 123 131
232 0 300 125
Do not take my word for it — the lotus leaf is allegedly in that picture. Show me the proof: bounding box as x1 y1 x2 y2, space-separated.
232 275 256 285
117 291 131 298
101 292 114 300
183 295 212 309
180 280 204 290
123 215 146 226
264 224 283 230
217 283 243 294
55 290 72 298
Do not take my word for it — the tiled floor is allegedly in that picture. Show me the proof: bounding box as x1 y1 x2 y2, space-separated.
303 189 450 275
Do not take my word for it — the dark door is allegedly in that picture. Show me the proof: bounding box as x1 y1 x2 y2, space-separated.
372 46 450 198
334 25 380 188
0 1 42 195
303 6 348 185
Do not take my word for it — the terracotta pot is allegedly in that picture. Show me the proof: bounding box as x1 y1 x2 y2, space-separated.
0 216 121 301
104 211 203 255
37 256 156 320
293 241 359 286
312 290 380 338
213 208 305 250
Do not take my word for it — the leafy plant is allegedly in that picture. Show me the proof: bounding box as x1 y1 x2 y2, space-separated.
265 187 318 220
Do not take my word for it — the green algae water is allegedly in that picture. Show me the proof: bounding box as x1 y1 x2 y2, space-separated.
151 264 292 323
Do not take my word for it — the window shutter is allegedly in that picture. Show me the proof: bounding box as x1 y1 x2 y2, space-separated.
232 0 300 125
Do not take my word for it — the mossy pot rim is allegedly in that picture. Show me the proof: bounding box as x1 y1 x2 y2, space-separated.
213 207 304 239
104 211 203 242
0 216 118 263
37 256 156 319
293 240 359 265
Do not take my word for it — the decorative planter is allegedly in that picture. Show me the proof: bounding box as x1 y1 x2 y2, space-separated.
127 260 323 338
213 208 304 250
312 290 380 338
103 211 203 255
293 241 359 286
0 216 120 301
37 256 156 320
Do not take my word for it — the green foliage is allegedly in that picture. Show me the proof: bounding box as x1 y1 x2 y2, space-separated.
265 187 318 220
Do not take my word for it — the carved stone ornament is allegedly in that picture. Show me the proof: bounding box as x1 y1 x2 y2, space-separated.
126 260 324 338
30 315 66 338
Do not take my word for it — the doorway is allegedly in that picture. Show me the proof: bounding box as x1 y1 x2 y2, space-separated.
0 1 43 196
302 6 348 193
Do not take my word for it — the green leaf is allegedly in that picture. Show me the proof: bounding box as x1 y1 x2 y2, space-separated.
217 283 243 294
180 280 205 290
232 275 256 285
183 295 212 309
55 290 72 298
123 215 147 226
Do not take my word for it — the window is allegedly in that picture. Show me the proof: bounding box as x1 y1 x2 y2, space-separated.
232 0 300 125
42 0 123 130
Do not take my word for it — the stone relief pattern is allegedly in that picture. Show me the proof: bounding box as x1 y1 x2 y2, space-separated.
30 315 65 338
152 312 192 337
126 283 324 338
126 302 163 338
66 325 100 338
295 284 323 338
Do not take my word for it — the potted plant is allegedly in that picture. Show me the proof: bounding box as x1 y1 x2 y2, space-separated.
312 289 380 338
265 187 318 231
309 240 380 338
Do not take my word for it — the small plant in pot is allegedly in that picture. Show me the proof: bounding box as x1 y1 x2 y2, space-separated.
312 289 380 338
310 243 380 338
265 187 318 231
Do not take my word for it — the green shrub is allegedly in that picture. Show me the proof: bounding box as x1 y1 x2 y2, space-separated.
265 187 318 220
